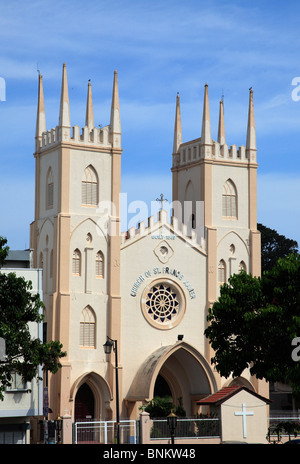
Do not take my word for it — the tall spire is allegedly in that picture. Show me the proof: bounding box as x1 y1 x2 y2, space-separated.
201 84 211 145
246 88 256 151
35 73 46 150
173 92 182 153
217 99 225 145
85 80 94 130
58 63 71 128
110 70 121 148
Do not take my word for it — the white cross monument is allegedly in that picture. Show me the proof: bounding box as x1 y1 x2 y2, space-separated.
234 403 254 438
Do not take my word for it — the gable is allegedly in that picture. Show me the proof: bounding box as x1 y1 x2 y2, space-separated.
121 209 206 256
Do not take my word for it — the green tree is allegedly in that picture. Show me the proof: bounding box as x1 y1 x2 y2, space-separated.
258 223 298 273
143 396 186 418
204 254 300 396
0 237 66 400
0 237 9 266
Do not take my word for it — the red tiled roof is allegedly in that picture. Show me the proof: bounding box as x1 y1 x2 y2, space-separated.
197 385 271 405
197 386 242 405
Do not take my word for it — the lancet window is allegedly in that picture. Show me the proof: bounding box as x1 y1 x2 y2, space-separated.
46 168 54 209
80 306 96 348
82 165 98 206
72 249 81 276
96 251 104 278
218 259 226 285
222 179 237 219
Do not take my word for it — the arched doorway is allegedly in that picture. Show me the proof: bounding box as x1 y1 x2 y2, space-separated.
75 383 95 421
127 342 218 418
71 373 113 422
154 374 172 398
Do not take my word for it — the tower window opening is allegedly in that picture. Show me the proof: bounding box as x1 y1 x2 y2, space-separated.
239 261 247 273
96 251 104 278
222 179 237 219
218 259 226 285
82 165 98 206
46 168 54 209
72 249 81 276
80 306 96 348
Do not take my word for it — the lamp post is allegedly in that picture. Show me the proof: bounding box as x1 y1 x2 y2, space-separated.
167 412 177 445
103 337 120 444
55 416 62 444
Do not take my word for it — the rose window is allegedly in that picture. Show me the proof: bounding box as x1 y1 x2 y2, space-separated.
141 280 185 329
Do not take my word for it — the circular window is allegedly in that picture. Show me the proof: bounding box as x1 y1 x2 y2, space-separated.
141 279 186 330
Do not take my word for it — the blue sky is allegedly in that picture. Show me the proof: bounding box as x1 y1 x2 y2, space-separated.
0 0 300 249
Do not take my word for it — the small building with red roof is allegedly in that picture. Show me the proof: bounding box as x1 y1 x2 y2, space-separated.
198 385 271 443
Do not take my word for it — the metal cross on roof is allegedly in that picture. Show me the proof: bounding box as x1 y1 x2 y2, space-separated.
156 193 168 210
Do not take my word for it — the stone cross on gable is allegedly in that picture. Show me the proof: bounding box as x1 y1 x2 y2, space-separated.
156 193 168 211
234 403 254 438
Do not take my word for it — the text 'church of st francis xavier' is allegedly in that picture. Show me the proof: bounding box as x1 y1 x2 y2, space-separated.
30 63 266 423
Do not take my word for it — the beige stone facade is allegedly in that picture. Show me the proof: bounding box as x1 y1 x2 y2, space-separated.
30 64 267 424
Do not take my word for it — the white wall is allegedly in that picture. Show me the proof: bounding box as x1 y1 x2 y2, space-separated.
0 269 43 418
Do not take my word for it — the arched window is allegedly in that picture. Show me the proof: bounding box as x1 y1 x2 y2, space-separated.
96 251 104 278
72 249 81 276
184 180 195 231
218 259 226 285
222 179 237 219
82 165 98 206
239 261 247 273
46 168 54 209
80 306 96 348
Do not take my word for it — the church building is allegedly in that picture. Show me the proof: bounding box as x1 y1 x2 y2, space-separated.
30 64 267 423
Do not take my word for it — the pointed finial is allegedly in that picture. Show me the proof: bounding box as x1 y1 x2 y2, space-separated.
246 87 256 151
110 70 121 148
201 83 211 145
85 80 94 130
35 73 46 150
58 63 71 128
218 98 225 145
173 92 182 153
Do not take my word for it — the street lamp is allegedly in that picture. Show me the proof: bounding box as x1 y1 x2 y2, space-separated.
103 336 120 444
55 416 62 444
167 412 177 445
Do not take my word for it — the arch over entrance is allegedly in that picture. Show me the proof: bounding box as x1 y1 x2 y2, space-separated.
126 342 217 416
75 383 95 421
70 372 113 420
